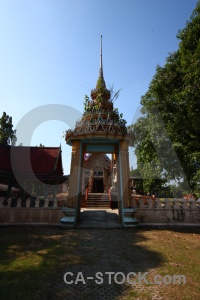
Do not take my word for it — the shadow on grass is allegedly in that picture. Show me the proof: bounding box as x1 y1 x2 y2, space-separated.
135 225 200 234
0 226 166 300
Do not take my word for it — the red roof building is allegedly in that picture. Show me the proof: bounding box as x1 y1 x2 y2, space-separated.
0 144 67 195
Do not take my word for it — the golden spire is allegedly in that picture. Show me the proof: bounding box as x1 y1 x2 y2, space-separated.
99 35 103 78
96 35 106 90
91 35 111 102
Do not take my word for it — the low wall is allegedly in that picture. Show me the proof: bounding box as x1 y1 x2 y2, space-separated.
0 196 63 225
131 197 200 224
1 196 200 226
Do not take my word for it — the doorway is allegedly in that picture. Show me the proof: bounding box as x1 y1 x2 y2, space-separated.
92 178 104 193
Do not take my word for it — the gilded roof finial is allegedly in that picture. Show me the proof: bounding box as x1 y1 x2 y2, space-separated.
99 35 103 78
96 35 106 90
91 35 110 101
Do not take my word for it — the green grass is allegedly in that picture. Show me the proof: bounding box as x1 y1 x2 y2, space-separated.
0 227 67 299
0 226 199 300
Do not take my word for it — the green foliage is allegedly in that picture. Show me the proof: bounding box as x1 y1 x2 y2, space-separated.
130 167 165 193
109 84 122 103
0 112 17 145
111 107 126 124
133 1 200 192
83 87 127 125
96 77 106 90
130 168 141 177
83 94 91 112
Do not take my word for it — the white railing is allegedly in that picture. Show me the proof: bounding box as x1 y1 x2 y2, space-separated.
0 196 199 225
130 197 200 224
0 196 64 224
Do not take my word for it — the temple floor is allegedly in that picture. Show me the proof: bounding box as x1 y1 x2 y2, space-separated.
76 208 122 228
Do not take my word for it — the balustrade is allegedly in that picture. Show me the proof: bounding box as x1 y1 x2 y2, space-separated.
0 196 199 225
0 196 59 208
129 196 200 224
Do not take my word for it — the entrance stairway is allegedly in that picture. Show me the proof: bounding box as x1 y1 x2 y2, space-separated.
86 193 110 209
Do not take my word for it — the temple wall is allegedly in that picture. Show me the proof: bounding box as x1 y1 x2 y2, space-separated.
0 196 199 225
0 208 63 224
0 196 63 225
131 197 200 224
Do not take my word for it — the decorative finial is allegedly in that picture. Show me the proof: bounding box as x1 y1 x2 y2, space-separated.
93 34 108 92
99 35 103 78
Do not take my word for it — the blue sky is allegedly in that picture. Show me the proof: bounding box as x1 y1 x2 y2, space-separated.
0 0 198 174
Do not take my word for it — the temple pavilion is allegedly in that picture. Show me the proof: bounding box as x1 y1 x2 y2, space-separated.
64 36 134 225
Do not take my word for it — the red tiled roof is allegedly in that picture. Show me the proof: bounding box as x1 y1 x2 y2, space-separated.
84 153 111 163
0 144 11 171
0 145 63 176
10 146 63 175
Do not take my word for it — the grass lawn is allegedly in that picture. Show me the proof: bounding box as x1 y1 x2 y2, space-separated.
0 226 199 300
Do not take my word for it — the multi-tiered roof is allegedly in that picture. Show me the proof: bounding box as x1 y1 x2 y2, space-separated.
65 36 133 145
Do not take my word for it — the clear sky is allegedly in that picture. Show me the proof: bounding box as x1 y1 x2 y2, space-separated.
0 0 198 174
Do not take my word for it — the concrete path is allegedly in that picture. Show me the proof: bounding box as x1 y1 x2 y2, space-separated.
76 208 123 228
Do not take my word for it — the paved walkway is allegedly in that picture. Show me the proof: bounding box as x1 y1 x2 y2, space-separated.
76 208 123 228
57 228 171 300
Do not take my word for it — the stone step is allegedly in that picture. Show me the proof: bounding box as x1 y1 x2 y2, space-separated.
87 198 109 201
87 199 109 202
123 208 138 226
87 194 109 198
87 201 109 204
87 203 110 207
60 207 75 227
87 205 109 207
86 193 110 208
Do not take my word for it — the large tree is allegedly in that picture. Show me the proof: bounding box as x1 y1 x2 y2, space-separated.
0 112 17 145
134 1 200 192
